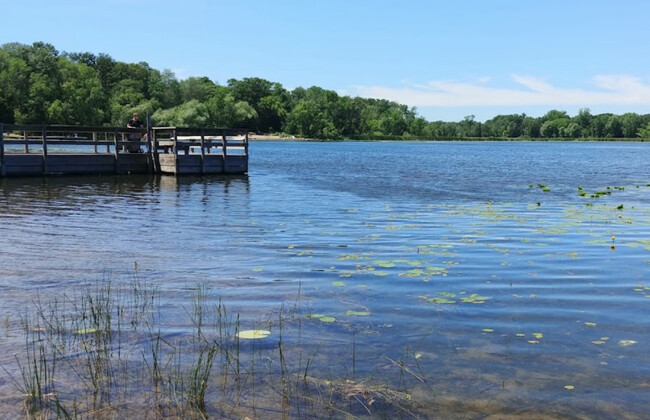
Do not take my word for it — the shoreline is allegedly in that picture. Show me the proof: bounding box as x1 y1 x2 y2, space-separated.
248 134 649 142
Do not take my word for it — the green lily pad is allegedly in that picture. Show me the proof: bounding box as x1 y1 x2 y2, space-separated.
237 329 271 339
75 328 98 335
374 260 396 268
460 294 492 303
427 297 456 304
332 281 346 287
346 310 371 316
308 314 336 323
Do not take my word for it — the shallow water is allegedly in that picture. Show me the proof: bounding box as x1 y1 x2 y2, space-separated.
1 141 649 418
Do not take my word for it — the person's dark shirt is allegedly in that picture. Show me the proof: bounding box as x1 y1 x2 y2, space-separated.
128 118 143 128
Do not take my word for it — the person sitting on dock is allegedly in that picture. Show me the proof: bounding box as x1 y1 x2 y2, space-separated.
125 113 144 153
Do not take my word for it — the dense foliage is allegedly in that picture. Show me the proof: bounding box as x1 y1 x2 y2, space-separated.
2 42 650 140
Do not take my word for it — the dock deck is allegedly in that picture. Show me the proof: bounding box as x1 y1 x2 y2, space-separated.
0 124 248 176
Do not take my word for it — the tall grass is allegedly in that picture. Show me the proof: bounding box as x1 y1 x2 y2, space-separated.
4 272 426 419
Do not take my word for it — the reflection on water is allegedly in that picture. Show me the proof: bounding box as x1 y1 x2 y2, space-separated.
0 141 649 418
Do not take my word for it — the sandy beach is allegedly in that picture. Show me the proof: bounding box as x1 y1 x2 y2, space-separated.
248 134 308 141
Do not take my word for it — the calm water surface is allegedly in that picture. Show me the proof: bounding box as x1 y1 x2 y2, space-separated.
1 141 649 418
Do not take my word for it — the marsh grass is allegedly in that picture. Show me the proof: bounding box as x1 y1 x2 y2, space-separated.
6 272 426 419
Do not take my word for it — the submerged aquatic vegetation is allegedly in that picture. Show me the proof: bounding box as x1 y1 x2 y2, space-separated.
5 277 430 419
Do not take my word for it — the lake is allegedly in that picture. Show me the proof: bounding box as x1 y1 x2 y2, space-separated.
0 141 649 419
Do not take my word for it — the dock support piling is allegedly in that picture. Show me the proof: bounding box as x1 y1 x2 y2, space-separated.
200 129 206 174
113 130 119 173
42 127 48 174
221 130 227 174
0 123 5 177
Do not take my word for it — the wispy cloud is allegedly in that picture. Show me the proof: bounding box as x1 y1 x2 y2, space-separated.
350 75 650 108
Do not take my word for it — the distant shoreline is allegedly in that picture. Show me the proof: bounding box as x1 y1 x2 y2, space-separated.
248 135 649 142
248 134 304 141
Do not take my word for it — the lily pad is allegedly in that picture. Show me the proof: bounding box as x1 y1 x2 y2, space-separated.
374 260 396 268
332 281 346 287
237 329 271 340
75 328 98 335
427 297 456 304
461 294 492 304
346 310 371 316
308 314 336 323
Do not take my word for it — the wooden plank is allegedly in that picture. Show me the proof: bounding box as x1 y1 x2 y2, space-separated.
45 154 115 166
3 155 44 175
46 164 116 174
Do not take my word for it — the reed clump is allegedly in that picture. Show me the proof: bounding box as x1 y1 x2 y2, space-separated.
4 272 426 419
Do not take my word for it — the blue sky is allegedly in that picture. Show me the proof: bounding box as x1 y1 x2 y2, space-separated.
3 0 650 122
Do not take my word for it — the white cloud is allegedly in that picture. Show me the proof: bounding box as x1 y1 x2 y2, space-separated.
350 74 650 108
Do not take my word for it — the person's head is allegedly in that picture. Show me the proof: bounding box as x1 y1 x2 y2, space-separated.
132 113 139 120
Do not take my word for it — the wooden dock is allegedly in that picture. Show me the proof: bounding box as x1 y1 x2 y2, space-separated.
0 123 248 177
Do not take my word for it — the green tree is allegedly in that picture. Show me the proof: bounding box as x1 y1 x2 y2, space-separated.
48 58 105 125
228 77 289 132
561 122 582 138
574 108 592 135
619 112 643 138
522 116 541 138
0 48 30 122
152 99 210 127
638 122 650 138
605 115 623 138
207 86 258 128
179 76 218 103
458 115 482 137
149 69 181 109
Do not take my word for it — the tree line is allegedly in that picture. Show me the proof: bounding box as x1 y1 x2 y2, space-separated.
2 42 650 140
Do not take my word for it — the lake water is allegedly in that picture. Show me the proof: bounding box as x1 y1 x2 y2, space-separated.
1 141 649 419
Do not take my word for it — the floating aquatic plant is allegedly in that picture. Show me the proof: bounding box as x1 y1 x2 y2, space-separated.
236 329 271 339
75 328 98 335
346 311 370 316
426 297 456 304
460 294 491 304
308 314 336 323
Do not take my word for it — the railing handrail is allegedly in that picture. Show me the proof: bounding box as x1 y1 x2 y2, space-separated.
3 124 148 133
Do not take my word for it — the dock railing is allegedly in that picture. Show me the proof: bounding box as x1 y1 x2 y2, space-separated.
0 123 248 176
151 127 249 174
0 124 150 155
